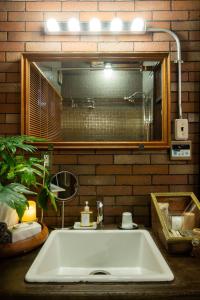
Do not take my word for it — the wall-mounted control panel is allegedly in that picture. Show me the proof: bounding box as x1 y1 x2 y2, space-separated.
170 140 192 160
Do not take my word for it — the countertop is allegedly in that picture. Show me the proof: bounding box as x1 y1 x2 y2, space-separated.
0 229 200 300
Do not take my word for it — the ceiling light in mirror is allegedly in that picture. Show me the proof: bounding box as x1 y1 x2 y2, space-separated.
110 18 123 32
68 17 80 32
104 63 113 78
89 17 101 32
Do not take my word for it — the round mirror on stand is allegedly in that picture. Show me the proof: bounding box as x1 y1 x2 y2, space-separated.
50 171 78 228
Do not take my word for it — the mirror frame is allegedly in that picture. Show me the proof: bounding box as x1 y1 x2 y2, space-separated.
21 52 171 149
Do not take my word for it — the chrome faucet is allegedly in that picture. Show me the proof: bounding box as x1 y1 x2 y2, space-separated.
96 201 103 227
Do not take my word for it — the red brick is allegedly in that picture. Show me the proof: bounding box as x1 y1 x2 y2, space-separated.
133 185 169 195
189 11 200 20
99 42 133 52
116 175 151 185
152 175 187 185
0 123 20 134
53 155 77 164
26 42 61 52
26 2 61 12
0 73 5 82
0 52 5 62
0 83 20 93
133 165 168 174
80 11 114 21
153 11 188 21
0 12 7 21
99 1 134 11
0 32 7 41
6 73 20 83
62 1 97 11
182 62 200 72
8 32 43 42
169 185 195 192
0 42 24 51
79 175 115 185
59 165 95 175
189 31 200 41
189 72 200 82
44 12 79 22
0 62 19 72
96 165 132 175
6 114 20 123
6 93 20 103
25 22 43 32
147 21 170 29
78 155 113 164
172 1 200 11
9 12 43 21
116 11 152 21
0 2 25 11
0 114 6 123
0 103 20 113
171 41 200 52
6 52 21 62
79 186 96 195
0 21 25 32
134 42 169 52
153 31 188 42
97 186 132 196
62 42 97 52
172 21 200 31
135 1 170 11
115 155 150 164
169 165 199 175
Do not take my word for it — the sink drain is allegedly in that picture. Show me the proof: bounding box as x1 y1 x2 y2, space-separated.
90 270 111 275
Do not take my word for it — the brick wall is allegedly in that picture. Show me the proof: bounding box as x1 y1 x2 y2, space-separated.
0 1 199 227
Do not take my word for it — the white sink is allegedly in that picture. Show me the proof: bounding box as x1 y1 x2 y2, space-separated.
25 229 174 282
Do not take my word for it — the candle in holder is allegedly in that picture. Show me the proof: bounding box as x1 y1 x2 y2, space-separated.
21 201 37 222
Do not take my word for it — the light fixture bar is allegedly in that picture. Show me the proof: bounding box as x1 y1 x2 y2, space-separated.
44 20 146 35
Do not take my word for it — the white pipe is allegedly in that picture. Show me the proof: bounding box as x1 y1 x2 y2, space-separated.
147 27 183 119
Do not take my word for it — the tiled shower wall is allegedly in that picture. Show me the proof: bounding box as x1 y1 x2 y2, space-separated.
0 1 199 226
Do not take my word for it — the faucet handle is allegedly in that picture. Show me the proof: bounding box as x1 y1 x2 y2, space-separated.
96 201 103 225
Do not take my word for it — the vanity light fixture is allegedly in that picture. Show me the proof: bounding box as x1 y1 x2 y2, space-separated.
130 17 146 33
89 17 101 32
46 18 60 32
44 17 183 119
110 17 123 32
68 17 80 32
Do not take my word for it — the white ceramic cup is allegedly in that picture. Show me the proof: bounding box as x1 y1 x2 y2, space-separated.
121 212 133 229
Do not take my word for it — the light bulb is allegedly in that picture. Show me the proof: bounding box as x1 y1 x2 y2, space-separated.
89 17 101 32
110 18 123 32
46 18 60 32
104 63 113 78
130 18 146 32
68 17 80 32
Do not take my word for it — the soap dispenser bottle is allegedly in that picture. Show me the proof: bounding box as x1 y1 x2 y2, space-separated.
80 201 93 227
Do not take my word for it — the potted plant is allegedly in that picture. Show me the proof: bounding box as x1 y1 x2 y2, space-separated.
0 135 57 225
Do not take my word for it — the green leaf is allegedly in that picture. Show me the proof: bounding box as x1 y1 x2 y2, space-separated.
0 183 33 220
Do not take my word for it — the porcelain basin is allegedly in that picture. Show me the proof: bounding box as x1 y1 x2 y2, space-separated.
25 229 174 282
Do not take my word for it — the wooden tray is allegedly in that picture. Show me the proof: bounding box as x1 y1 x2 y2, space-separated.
0 223 48 258
151 192 200 254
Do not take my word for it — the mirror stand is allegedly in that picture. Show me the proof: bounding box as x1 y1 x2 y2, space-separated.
50 171 79 229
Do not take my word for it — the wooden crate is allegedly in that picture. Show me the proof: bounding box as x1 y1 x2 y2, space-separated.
151 192 200 254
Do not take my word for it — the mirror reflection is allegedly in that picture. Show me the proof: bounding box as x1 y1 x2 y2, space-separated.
22 53 170 148
51 171 78 202
34 59 161 142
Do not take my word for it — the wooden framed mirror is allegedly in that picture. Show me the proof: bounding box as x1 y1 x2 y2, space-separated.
21 52 171 149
